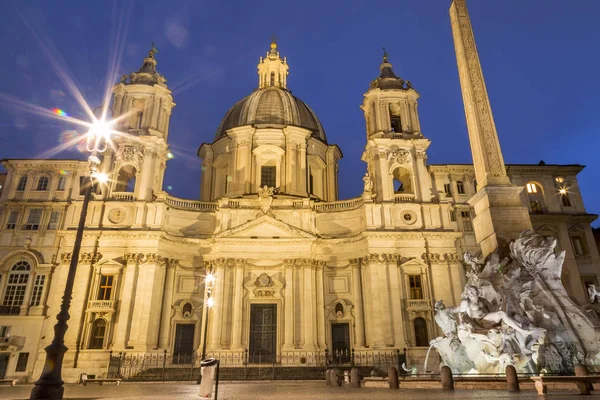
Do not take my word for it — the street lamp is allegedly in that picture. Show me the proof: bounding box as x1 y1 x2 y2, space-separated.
30 118 112 400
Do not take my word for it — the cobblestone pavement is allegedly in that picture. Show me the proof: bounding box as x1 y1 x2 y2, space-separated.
1 381 598 400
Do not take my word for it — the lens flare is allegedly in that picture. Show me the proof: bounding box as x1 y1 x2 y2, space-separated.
52 108 68 117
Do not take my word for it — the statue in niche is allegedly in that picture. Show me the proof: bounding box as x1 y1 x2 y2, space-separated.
362 172 373 194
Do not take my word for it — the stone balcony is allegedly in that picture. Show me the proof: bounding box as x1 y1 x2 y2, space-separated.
87 300 116 313
404 299 431 310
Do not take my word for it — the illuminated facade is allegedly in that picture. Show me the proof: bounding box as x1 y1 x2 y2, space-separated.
0 39 598 382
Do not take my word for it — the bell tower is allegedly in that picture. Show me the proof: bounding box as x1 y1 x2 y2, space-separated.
360 51 432 203
108 45 176 201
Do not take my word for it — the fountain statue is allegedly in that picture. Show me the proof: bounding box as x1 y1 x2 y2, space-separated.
431 231 600 374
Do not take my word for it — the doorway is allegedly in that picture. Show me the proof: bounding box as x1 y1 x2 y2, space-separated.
249 304 277 364
0 353 9 379
173 324 195 364
331 323 351 364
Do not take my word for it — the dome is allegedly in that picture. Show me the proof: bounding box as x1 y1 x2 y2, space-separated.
215 87 327 142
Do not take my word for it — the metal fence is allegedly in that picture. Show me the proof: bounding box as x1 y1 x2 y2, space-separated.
107 348 406 381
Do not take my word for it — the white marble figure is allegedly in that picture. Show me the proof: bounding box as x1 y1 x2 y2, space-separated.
451 285 536 339
588 285 600 304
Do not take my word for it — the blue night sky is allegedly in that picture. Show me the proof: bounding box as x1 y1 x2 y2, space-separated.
1 1 599 224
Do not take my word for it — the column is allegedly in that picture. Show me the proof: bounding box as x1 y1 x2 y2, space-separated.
303 261 315 350
387 259 404 347
209 261 226 348
230 260 245 349
315 262 326 349
351 260 365 348
113 257 138 349
158 262 176 349
283 261 295 349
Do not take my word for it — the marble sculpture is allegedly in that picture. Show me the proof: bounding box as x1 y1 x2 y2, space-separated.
432 231 600 374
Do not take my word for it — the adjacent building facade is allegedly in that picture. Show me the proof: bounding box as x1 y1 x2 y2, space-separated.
0 39 598 382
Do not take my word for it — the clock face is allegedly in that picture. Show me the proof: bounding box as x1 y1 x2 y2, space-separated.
108 208 126 224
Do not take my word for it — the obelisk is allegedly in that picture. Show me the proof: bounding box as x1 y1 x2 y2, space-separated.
450 0 532 256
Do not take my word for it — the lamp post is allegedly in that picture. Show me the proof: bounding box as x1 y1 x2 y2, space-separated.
30 119 111 400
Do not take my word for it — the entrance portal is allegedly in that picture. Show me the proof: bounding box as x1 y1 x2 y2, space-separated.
173 324 195 364
249 304 277 364
0 353 9 379
331 323 351 364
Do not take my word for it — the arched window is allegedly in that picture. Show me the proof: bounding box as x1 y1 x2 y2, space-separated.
115 165 137 193
36 176 50 191
16 176 28 191
89 319 107 349
413 317 428 347
390 115 402 133
3 261 31 311
392 167 412 194
526 182 544 214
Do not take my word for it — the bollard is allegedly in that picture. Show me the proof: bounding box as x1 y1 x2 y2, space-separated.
440 366 454 390
574 364 592 395
350 368 361 388
505 365 519 392
330 369 342 387
325 369 332 386
388 366 399 389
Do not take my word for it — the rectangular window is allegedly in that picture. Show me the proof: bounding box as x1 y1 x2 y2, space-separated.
47 211 60 230
0 326 10 337
79 176 87 196
260 166 276 188
409 275 423 299
6 211 18 230
572 236 587 256
16 353 29 372
97 275 114 300
309 172 314 195
444 183 452 197
561 194 572 207
3 272 29 307
29 275 46 307
57 176 66 191
24 209 42 231
530 201 543 214
461 211 473 232
36 177 49 191
449 211 457 222
456 181 465 194
16 176 27 191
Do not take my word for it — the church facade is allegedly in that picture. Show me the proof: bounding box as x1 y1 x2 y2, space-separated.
0 32 599 382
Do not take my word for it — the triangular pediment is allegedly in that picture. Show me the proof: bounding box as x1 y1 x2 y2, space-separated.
536 224 558 233
399 258 426 268
216 214 316 239
96 258 125 267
